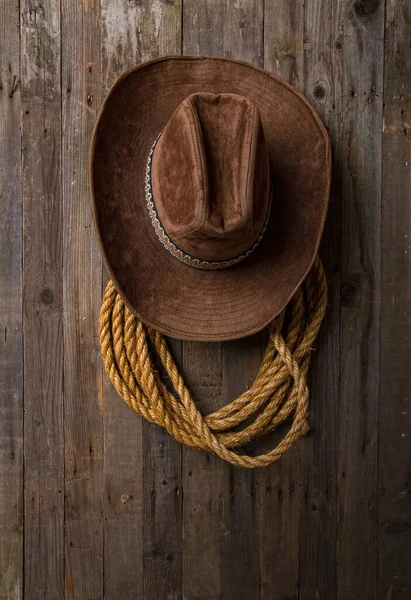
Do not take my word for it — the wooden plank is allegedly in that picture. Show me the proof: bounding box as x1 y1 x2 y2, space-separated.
140 1 182 63
220 335 263 600
264 0 303 87
141 377 183 600
379 2 411 598
9 2 411 597
182 3 263 599
0 1 23 598
261 3 304 598
181 5 226 599
61 1 104 598
182 340 226 600
20 0 64 597
337 0 384 597
218 6 263 597
223 0 263 62
183 0 263 62
100 1 145 598
101 3 183 598
298 0 343 598
139 4 184 600
183 0 224 56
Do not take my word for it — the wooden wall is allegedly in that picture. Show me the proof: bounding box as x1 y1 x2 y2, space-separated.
0 0 410 598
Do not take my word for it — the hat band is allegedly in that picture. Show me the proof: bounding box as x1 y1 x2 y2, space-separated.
145 135 272 271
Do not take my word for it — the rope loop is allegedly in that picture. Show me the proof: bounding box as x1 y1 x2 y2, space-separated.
99 256 327 468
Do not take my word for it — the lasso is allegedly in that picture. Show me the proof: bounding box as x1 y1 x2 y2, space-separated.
99 256 327 468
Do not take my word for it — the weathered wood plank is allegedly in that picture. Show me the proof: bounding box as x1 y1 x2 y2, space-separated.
183 0 224 56
298 0 343 597
100 1 145 598
223 0 263 62
141 388 183 600
139 4 184 600
20 0 64 597
264 0 303 87
181 4 226 599
182 3 263 599
379 1 411 598
216 5 263 598
8 1 411 597
337 0 384 597
259 446 300 600
141 1 182 63
61 0 104 598
261 3 304 598
182 341 225 600
101 2 183 597
0 1 23 598
221 335 262 600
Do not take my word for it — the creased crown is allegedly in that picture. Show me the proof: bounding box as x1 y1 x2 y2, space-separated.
151 92 271 262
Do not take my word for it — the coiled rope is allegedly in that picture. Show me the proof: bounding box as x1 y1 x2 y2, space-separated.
99 256 327 468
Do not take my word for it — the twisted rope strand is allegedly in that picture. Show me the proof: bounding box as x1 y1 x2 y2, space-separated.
99 256 327 468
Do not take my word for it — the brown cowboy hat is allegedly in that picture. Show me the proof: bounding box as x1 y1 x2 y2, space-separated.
90 56 331 342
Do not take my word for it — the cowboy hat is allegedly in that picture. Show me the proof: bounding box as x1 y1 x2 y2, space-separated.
90 56 331 341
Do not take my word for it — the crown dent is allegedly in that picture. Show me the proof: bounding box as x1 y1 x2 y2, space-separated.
150 92 271 263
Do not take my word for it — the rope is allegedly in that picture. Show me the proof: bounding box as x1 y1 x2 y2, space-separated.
99 256 327 468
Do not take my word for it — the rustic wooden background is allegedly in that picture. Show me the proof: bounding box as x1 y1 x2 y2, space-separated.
1 0 410 598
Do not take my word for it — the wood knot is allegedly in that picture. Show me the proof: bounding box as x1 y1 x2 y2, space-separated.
39 287 54 305
313 83 326 100
341 274 362 308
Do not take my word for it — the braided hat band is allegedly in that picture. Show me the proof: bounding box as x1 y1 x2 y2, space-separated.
99 256 327 468
145 135 273 271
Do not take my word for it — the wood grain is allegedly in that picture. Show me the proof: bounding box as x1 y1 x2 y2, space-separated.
220 336 262 600
338 0 384 597
379 1 411 598
218 6 264 588
100 1 146 598
182 3 264 599
20 0 64 597
0 0 410 598
0 2 23 598
298 0 343 598
264 0 303 87
61 0 104 598
261 3 304 598
139 4 184 600
181 4 227 599
182 341 225 600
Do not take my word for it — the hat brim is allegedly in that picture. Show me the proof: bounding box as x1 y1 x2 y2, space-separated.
90 56 331 342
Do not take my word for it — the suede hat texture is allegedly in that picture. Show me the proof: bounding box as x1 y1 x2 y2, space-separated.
89 56 331 342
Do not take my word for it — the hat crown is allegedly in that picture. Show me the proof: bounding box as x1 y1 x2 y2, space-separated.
150 92 271 263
